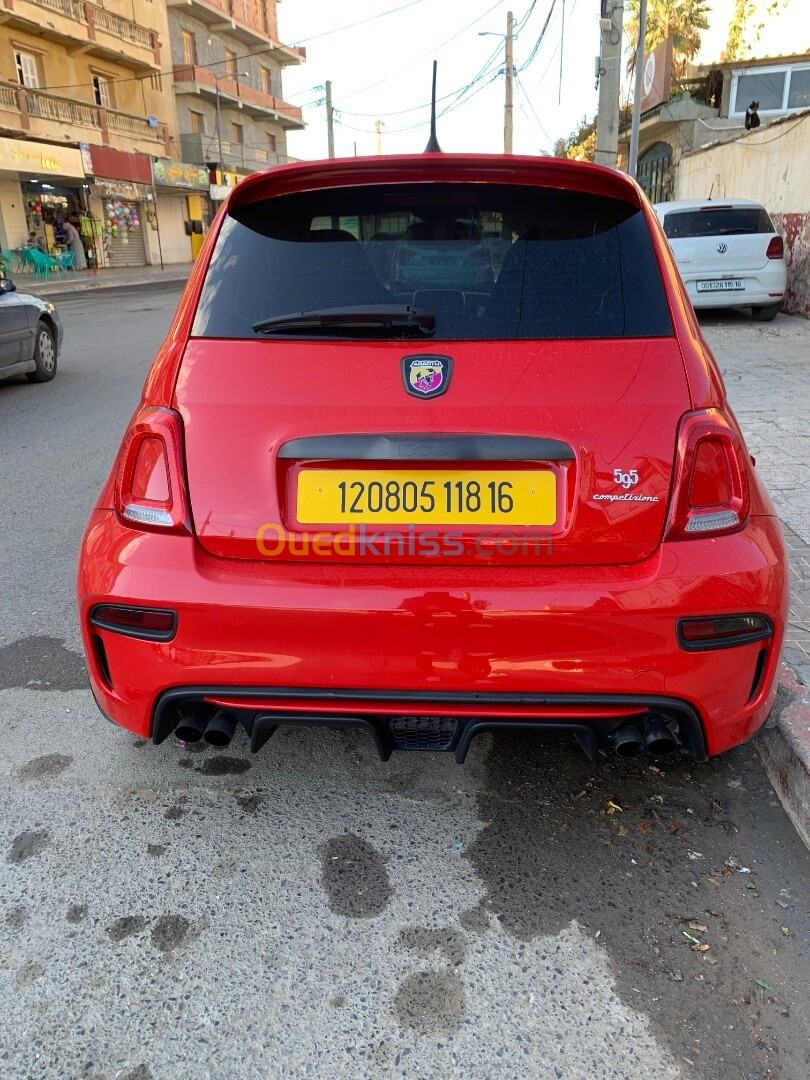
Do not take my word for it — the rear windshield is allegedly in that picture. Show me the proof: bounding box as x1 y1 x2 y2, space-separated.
192 183 673 341
662 206 774 240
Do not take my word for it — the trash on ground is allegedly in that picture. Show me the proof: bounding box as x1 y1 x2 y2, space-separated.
606 799 623 814
688 921 708 932
755 979 774 993
687 849 704 860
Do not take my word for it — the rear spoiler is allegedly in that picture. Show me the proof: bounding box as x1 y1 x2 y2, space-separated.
226 154 645 214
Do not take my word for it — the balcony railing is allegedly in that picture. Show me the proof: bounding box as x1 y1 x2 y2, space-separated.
16 0 155 54
0 84 19 111
34 0 85 20
106 107 166 141
26 88 99 127
0 83 167 145
91 5 153 49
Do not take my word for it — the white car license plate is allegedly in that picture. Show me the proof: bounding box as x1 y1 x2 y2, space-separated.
696 279 745 293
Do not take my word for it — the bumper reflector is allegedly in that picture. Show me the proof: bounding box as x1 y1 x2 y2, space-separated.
90 604 177 641
677 614 772 651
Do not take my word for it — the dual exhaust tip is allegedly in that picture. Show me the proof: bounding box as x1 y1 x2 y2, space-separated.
174 705 237 748
611 714 681 758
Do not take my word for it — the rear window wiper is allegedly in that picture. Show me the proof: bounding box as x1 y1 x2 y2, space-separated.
252 305 435 337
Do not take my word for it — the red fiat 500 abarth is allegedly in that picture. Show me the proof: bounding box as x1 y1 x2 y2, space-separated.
77 155 788 763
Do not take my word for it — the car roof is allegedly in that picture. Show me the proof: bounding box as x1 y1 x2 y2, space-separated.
653 198 768 214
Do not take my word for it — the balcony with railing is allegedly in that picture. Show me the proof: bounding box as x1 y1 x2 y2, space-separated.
0 81 169 151
172 64 304 129
166 0 304 61
3 0 160 69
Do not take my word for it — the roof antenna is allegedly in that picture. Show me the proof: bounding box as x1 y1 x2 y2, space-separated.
424 60 443 153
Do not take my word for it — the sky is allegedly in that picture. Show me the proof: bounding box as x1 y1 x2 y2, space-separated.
274 0 806 163
275 0 603 160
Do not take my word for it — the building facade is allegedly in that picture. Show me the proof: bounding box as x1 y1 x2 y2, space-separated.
0 0 305 269
167 0 304 191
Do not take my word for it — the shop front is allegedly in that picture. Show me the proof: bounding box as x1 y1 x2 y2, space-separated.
81 145 156 269
151 158 212 263
0 138 89 263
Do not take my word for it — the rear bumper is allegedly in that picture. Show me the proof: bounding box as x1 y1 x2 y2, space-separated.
77 511 788 757
683 264 787 309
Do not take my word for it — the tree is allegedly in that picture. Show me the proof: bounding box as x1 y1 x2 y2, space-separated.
726 0 789 61
625 0 711 80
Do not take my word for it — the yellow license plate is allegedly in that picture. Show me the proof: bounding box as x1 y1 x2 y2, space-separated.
296 469 556 525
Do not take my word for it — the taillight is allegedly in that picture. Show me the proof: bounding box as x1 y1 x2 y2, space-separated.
469 248 492 263
394 248 416 263
90 604 177 641
114 407 190 533
766 236 783 259
665 409 750 540
677 614 772 651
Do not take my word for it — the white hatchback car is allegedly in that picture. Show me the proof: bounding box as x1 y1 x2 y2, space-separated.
654 198 787 321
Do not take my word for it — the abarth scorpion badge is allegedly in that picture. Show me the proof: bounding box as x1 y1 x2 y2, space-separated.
402 355 453 399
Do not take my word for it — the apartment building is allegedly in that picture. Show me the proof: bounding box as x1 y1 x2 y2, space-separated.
0 0 189 263
168 0 305 191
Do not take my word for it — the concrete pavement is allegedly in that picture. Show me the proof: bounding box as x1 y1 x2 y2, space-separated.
700 310 810 854
1 289 809 1079
11 263 192 299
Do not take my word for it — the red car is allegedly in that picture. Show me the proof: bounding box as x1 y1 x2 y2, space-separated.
77 155 788 764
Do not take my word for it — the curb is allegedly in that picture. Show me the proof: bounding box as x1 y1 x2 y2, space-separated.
757 663 810 851
27 272 191 299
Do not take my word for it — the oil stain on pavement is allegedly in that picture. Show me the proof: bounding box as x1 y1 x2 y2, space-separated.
467 732 810 1079
18 753 73 781
0 637 86 691
7 829 50 864
394 969 467 1035
321 833 392 917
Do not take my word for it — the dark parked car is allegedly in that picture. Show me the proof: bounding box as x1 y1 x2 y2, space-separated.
0 277 62 383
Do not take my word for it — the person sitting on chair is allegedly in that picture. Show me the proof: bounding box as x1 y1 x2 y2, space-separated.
25 230 48 254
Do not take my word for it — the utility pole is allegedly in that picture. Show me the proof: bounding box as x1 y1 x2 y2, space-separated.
595 1 624 168
628 0 647 177
375 119 382 155
325 80 335 159
504 9 514 154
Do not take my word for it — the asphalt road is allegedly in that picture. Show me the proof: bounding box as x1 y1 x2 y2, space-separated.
1 287 809 1080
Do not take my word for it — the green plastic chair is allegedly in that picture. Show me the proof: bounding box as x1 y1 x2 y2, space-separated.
29 248 63 281
0 247 22 274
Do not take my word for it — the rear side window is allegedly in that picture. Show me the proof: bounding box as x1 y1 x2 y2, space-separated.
192 183 673 341
662 206 774 239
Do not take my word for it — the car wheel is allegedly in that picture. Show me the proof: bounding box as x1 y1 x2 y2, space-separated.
26 320 57 382
751 303 780 322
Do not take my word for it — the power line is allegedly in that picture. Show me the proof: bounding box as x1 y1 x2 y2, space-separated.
334 0 506 104
34 1 429 94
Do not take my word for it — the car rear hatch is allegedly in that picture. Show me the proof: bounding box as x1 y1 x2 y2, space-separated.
662 203 776 277
176 176 688 567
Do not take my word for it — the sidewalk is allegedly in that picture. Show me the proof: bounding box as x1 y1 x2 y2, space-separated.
14 263 192 298
702 311 810 849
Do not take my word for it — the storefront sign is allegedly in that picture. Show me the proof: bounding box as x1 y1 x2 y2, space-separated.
152 158 209 189
92 180 150 201
209 184 231 201
640 38 674 114
83 144 152 186
0 138 86 179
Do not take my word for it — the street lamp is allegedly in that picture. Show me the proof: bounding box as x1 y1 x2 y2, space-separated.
213 69 249 182
478 10 514 154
